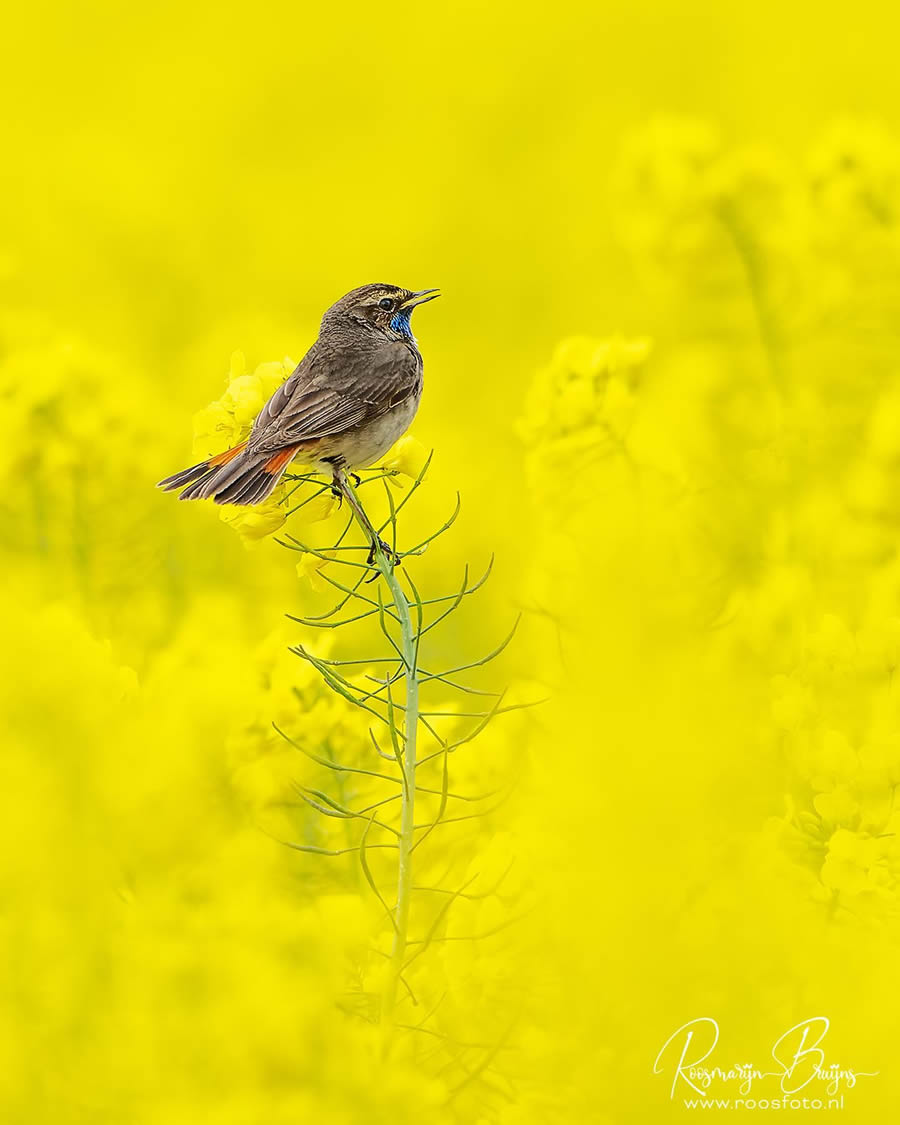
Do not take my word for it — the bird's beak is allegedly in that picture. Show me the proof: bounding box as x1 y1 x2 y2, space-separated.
400 288 441 309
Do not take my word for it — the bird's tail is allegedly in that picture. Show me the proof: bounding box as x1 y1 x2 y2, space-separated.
157 441 298 505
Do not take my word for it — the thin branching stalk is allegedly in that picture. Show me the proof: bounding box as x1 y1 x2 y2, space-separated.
275 457 525 1078
333 468 420 1026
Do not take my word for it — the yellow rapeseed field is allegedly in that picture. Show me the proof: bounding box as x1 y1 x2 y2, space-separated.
3 2 900 1121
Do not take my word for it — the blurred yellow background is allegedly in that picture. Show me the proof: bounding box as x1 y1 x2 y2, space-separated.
3 0 900 1121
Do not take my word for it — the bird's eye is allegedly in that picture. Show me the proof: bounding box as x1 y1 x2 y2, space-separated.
378 297 394 310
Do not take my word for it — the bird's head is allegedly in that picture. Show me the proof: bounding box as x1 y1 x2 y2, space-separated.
323 283 440 341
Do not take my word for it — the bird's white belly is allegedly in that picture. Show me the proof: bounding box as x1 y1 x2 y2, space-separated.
314 395 420 471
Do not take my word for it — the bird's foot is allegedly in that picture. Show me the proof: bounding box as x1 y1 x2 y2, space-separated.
351 473 362 487
367 537 400 567
330 484 343 506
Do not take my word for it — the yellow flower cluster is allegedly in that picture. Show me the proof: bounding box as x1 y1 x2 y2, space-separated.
518 334 651 509
190 351 299 542
523 118 900 926
499 117 900 1117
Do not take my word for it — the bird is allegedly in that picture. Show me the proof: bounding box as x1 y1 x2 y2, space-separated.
157 283 439 514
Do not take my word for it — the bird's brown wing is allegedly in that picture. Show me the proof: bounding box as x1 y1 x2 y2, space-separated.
251 340 420 454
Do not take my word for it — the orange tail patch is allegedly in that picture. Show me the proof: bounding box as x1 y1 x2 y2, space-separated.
263 446 299 475
208 440 248 467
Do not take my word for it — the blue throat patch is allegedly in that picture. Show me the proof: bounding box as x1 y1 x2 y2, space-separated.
390 308 414 338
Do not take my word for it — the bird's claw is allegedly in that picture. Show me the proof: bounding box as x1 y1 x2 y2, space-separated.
367 537 399 567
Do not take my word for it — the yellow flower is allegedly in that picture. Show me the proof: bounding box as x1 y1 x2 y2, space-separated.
191 400 237 460
192 355 295 452
229 349 247 378
224 374 269 427
813 786 859 826
821 829 883 896
296 553 329 591
382 433 429 480
290 490 340 528
186 355 308 543
219 496 287 542
808 729 858 792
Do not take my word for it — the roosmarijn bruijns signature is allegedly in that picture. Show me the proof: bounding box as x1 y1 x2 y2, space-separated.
653 1017 879 1101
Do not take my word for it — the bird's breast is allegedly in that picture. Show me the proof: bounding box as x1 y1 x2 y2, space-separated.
315 392 421 471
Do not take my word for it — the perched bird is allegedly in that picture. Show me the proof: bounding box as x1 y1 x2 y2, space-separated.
158 283 439 508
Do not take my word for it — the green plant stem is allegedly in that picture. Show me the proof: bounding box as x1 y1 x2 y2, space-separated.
334 470 418 1027
717 199 785 403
